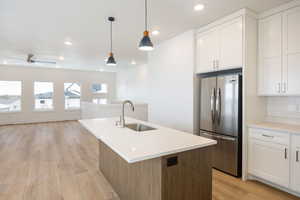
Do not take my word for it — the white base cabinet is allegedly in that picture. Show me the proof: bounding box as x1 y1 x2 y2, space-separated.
291 135 300 192
249 139 289 187
248 127 300 195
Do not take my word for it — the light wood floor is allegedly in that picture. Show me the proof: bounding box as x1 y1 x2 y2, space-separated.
0 121 299 200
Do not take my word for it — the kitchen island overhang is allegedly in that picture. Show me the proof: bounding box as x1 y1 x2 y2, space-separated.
79 118 217 200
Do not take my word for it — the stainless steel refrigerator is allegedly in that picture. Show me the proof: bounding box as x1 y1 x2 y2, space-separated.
199 72 242 177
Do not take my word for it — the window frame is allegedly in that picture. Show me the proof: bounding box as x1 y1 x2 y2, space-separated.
0 80 22 113
91 83 108 94
33 81 55 112
64 82 81 110
91 83 109 105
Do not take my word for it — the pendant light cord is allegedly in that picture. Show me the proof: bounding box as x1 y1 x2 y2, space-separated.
110 20 113 53
145 0 148 31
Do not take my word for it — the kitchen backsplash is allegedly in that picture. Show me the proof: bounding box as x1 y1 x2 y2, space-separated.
266 97 300 125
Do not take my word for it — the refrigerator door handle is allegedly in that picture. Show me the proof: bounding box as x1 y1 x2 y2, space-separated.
210 88 216 124
216 88 221 125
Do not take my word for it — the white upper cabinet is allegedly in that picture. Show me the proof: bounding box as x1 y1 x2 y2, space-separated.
197 29 219 73
258 6 300 96
219 17 243 70
283 6 300 95
196 17 243 74
258 13 282 95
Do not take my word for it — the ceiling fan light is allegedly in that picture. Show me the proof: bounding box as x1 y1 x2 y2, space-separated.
139 31 154 51
106 53 116 66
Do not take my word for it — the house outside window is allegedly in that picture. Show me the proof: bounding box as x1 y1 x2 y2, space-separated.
0 81 22 112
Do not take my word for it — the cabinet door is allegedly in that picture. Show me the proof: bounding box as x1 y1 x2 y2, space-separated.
258 13 282 95
218 17 243 70
196 30 218 73
291 135 300 193
283 6 300 95
248 139 289 187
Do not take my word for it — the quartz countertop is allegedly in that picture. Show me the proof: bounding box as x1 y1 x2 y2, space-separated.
79 117 217 163
248 122 300 135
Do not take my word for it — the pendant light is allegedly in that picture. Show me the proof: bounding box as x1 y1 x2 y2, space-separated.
106 17 117 66
139 0 154 51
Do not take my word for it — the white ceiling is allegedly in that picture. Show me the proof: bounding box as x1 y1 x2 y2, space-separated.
0 0 292 71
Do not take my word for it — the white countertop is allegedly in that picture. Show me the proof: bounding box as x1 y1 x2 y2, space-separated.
248 122 300 135
79 118 217 163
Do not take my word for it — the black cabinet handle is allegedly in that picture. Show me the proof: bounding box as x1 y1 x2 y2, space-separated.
284 148 288 160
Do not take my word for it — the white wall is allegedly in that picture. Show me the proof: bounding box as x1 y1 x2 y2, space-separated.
117 30 197 133
0 65 116 125
117 64 149 102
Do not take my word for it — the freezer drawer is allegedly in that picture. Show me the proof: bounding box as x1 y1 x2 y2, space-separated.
200 131 239 176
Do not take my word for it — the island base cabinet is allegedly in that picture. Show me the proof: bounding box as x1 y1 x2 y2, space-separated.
99 140 213 200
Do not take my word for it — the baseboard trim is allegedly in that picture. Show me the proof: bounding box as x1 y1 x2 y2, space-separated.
248 174 300 198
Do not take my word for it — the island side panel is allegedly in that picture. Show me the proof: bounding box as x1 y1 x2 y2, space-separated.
161 146 213 200
99 140 162 200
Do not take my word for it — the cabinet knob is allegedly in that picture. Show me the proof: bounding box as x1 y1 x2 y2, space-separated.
297 150 299 162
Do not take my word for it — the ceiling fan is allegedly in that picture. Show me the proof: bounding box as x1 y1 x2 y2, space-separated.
26 54 57 65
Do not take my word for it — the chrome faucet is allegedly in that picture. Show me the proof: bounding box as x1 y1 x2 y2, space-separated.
116 100 135 127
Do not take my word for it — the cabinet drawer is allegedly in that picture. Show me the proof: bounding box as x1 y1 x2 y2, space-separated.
249 128 289 145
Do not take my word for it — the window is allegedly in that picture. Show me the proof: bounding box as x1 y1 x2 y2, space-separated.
0 81 22 112
34 82 54 110
93 98 107 104
64 83 81 109
92 83 107 94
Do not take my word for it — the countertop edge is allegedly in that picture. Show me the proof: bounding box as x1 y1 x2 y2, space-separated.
248 122 300 135
125 140 217 163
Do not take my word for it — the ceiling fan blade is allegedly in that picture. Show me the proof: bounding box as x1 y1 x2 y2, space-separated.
33 60 57 64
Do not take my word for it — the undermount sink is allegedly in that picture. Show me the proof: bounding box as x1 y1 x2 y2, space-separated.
125 123 156 132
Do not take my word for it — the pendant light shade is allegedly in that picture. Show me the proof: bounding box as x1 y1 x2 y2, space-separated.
139 0 154 51
106 17 117 66
106 52 116 66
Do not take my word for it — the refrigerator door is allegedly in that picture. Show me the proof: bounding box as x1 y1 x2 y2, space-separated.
200 77 217 133
200 131 239 176
215 74 240 137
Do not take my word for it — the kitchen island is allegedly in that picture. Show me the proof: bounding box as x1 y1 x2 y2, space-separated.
79 118 217 200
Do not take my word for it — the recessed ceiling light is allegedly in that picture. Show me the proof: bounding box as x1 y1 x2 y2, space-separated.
131 60 137 65
59 56 64 61
152 30 160 35
3 60 7 65
194 4 205 11
64 41 72 46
